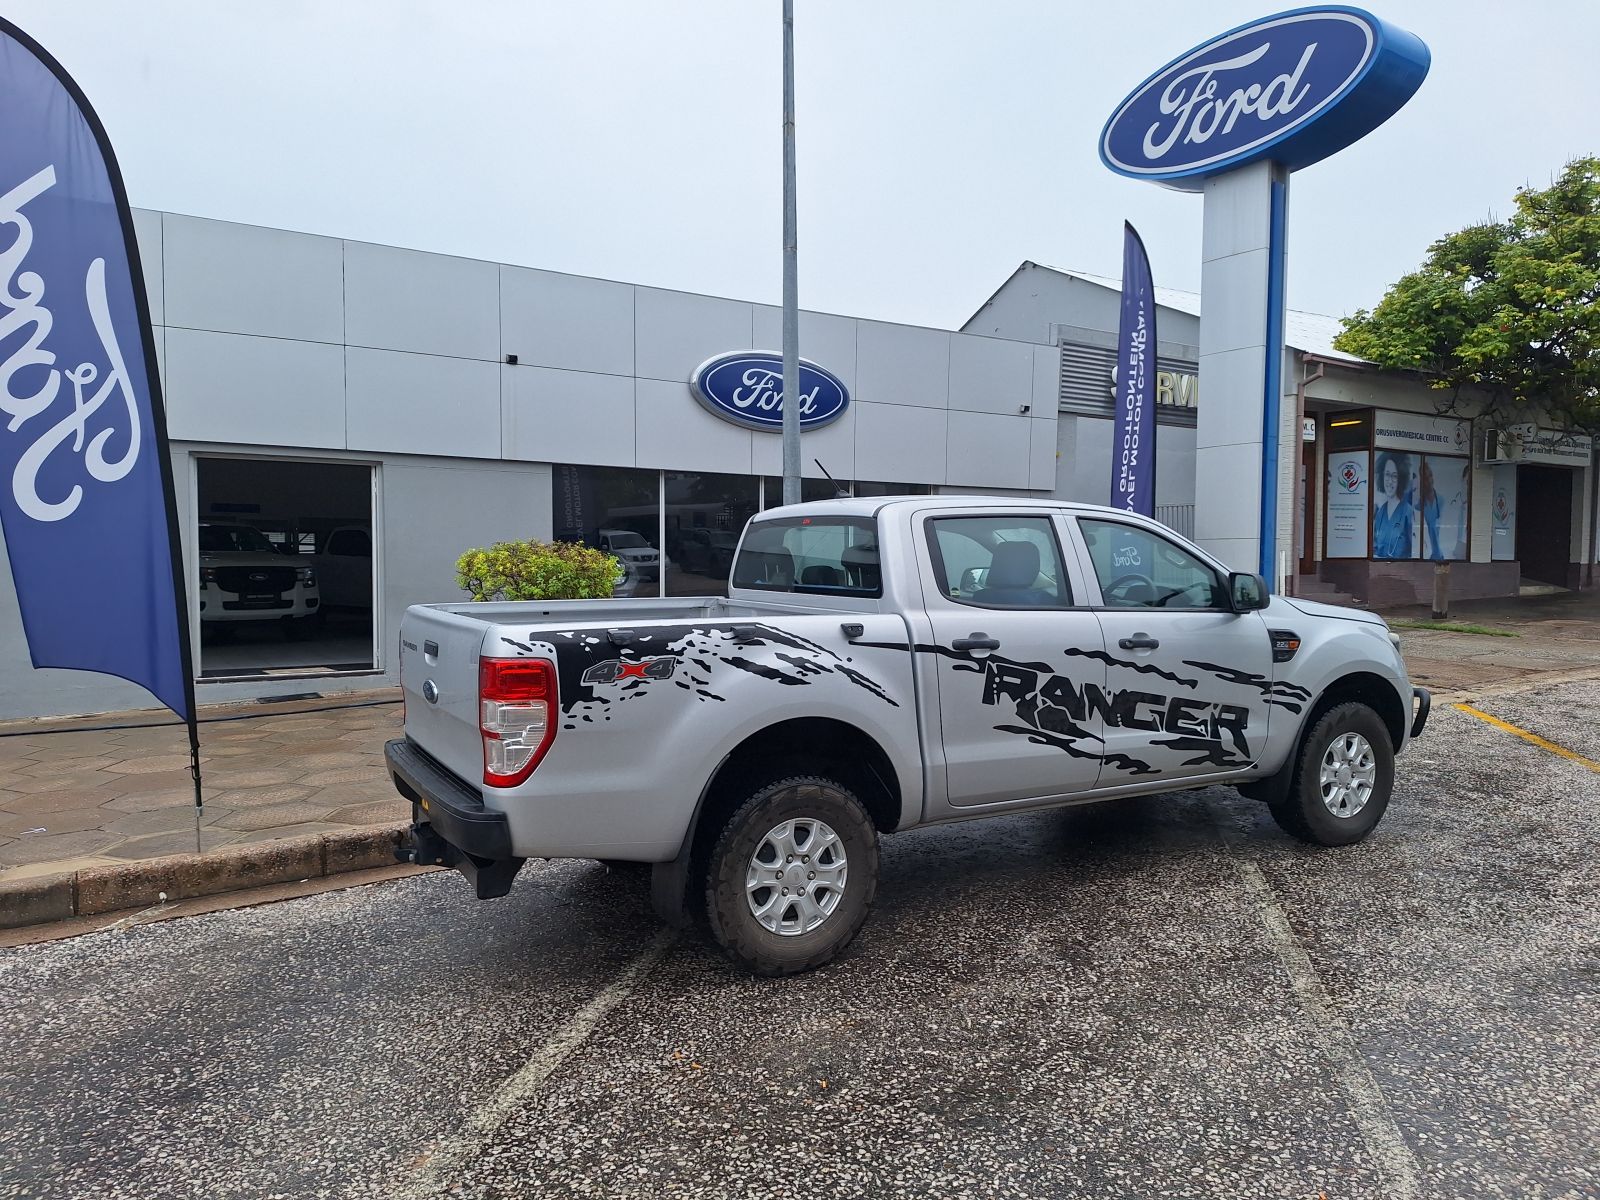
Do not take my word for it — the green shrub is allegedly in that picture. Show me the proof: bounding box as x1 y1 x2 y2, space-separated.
456 539 621 601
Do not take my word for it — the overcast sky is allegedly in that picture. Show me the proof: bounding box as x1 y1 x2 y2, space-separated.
8 1 1598 329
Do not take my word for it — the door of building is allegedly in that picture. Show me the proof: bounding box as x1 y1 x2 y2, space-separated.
1299 440 1318 575
1514 465 1573 587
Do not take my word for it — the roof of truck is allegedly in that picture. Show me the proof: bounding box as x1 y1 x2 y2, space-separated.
753 495 1144 521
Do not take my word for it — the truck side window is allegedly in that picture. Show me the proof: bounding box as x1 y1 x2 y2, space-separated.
1078 519 1223 609
927 516 1072 609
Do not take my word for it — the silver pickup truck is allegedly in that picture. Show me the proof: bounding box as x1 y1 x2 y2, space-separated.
389 497 1428 975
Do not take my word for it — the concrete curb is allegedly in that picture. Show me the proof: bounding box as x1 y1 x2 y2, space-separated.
0 822 410 931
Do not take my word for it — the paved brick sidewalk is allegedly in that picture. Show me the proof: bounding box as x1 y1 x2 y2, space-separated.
0 692 403 882
1378 589 1600 693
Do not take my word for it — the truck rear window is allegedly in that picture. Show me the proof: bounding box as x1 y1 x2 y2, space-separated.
731 517 881 597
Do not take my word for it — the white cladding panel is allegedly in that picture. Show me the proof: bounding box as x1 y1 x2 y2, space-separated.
500 267 634 377
345 348 501 458
751 307 859 393
131 208 163 326
344 241 500 360
948 334 1035 416
856 321 950 409
855 402 948 484
1031 345 1058 411
165 328 346 448
502 365 636 468
946 410 1032 489
379 460 554 684
635 378 753 474
635 288 753 384
1029 418 1057 491
163 215 344 343
751 402 857 480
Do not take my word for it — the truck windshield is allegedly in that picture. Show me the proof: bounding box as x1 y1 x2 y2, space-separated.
732 517 881 597
200 525 274 554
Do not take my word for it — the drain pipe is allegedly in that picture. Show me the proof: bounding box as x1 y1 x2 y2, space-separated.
1291 355 1328 596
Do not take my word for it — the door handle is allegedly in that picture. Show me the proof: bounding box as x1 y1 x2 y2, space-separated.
952 634 1000 653
1118 634 1160 651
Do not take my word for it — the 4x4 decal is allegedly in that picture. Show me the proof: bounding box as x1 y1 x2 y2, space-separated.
581 657 678 685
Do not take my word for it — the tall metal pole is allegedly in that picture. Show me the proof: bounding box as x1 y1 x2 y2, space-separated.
781 0 801 505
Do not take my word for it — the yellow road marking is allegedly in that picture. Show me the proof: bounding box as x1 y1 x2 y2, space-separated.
1453 703 1600 774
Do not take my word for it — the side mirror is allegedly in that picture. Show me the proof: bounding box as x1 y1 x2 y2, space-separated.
1228 572 1269 612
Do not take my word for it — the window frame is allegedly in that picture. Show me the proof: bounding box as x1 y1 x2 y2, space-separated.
1067 515 1232 613
921 512 1078 612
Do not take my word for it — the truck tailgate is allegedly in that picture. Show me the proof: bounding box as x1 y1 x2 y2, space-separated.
399 606 492 786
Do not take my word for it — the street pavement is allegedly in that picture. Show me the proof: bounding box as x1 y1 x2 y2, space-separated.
1 684 1595 1200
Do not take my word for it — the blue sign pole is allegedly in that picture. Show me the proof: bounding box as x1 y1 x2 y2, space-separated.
0 21 202 818
1111 223 1158 517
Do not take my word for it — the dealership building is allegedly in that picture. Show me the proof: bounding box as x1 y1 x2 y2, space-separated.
0 214 1594 719
966 261 1598 608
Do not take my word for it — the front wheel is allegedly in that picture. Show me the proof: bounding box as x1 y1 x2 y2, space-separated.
705 775 879 976
1269 702 1395 846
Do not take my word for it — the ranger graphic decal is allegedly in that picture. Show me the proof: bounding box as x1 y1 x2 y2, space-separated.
854 637 1260 775
980 656 1251 773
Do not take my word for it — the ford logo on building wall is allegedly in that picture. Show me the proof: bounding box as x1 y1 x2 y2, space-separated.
689 352 849 433
1100 7 1429 190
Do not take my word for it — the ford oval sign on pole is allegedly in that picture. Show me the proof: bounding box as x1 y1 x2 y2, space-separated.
1100 6 1427 594
1100 7 1429 189
690 352 850 433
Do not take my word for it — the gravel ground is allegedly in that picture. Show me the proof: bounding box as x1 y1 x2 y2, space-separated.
0 690 1595 1200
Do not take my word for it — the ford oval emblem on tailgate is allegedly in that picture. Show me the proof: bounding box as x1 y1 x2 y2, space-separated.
422 680 439 704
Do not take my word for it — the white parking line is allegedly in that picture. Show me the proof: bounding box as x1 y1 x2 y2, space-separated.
398 927 678 1198
1229 855 1422 1199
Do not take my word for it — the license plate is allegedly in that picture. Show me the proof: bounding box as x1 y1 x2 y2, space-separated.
243 594 277 603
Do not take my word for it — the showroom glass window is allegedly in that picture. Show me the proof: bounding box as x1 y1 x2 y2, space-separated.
664 472 760 596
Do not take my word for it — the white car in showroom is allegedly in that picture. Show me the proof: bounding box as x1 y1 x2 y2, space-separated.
596 528 666 582
198 522 321 639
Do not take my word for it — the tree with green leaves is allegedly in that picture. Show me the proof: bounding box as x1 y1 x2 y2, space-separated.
1336 156 1600 431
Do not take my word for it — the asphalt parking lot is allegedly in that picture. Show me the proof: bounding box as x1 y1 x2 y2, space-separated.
1 683 1596 1200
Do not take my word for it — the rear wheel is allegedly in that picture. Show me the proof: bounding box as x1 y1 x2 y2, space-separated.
1269 702 1394 846
705 775 879 976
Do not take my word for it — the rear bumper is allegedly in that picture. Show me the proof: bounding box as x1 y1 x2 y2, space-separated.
1411 687 1431 741
386 737 523 898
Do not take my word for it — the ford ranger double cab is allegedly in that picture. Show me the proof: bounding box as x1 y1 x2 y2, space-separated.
389 498 1428 976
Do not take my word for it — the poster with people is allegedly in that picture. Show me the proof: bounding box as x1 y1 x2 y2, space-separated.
1490 463 1517 561
1326 453 1369 558
1419 455 1470 561
1371 451 1419 560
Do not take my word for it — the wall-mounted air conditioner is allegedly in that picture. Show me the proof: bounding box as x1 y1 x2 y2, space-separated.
1480 427 1520 464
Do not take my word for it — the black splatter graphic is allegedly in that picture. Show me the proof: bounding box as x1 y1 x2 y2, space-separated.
1184 659 1310 714
1063 646 1199 690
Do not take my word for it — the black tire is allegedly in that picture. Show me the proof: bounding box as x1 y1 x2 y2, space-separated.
1269 702 1395 846
705 775 879 977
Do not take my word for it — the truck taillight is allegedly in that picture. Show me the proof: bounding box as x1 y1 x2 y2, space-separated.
479 657 557 787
